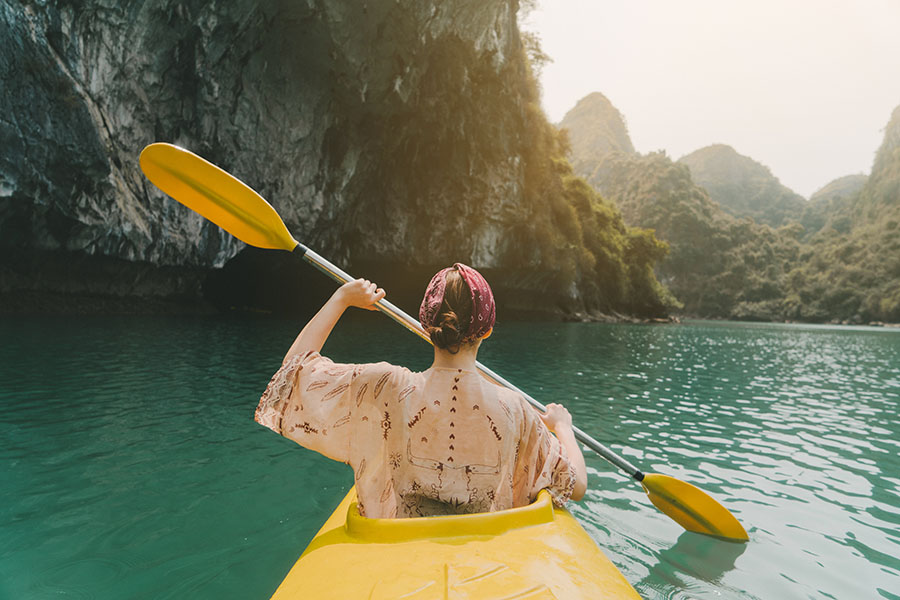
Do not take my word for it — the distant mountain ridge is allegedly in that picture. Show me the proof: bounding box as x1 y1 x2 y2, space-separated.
573 149 800 319
559 97 798 318
560 91 900 323
810 174 869 204
678 144 806 227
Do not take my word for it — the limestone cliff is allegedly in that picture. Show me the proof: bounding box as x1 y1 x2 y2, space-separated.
0 1 671 318
557 92 635 178
2 0 526 270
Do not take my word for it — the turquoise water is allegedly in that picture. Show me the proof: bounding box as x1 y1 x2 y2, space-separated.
1 315 899 599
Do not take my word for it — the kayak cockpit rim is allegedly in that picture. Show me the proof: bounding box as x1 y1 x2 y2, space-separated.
344 489 556 542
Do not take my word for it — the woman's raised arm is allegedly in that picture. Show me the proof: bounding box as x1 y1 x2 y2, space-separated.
283 279 385 364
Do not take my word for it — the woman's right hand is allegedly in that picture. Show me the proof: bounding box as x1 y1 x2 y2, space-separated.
540 402 573 433
541 402 587 501
334 279 386 311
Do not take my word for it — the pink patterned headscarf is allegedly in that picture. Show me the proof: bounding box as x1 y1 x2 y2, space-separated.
419 263 496 341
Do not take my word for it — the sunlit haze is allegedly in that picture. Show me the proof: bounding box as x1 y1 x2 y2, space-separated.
523 0 900 198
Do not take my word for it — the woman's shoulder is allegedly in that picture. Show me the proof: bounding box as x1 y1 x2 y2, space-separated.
483 382 531 419
352 359 416 385
292 351 414 383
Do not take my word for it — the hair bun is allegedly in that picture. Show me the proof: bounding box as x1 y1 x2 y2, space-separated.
429 309 465 349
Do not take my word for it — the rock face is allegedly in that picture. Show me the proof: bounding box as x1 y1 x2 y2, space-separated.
3 0 668 317
678 144 806 227
1 0 527 269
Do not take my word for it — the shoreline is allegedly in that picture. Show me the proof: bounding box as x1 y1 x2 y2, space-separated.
4 293 897 329
677 314 900 329
2 252 892 327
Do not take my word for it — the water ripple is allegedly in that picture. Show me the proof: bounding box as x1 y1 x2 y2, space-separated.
484 320 900 599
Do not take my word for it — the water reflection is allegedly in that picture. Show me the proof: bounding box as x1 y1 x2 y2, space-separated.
638 531 749 599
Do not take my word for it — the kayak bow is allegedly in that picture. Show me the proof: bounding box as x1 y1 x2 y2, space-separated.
269 487 642 599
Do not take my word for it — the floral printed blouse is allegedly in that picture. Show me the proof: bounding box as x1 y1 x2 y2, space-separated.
255 351 577 518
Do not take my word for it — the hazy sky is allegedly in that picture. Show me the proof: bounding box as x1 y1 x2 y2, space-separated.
523 0 900 198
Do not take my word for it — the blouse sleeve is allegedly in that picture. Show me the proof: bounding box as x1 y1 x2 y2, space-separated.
255 351 361 463
515 399 577 508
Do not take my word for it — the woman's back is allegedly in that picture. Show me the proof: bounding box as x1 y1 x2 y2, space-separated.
256 352 576 518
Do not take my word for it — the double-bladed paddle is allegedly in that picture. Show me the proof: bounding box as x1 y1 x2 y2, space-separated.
139 142 749 542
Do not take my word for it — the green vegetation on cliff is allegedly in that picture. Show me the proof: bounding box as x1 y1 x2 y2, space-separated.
787 106 900 322
500 50 676 318
801 174 868 238
586 151 799 318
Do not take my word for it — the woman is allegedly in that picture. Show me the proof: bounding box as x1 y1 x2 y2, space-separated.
255 263 587 518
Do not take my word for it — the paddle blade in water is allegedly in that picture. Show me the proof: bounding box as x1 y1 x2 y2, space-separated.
140 143 298 252
641 473 748 542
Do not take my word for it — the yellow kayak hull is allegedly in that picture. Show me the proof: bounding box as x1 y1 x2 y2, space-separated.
270 488 642 599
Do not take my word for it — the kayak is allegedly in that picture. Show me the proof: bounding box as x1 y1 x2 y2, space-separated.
269 487 642 599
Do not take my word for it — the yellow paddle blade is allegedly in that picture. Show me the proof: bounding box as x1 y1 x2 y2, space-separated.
139 143 298 252
641 473 748 542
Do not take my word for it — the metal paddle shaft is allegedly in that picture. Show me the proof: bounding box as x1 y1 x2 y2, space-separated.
293 243 646 482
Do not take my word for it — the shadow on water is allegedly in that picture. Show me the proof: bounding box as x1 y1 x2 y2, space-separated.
638 531 749 598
